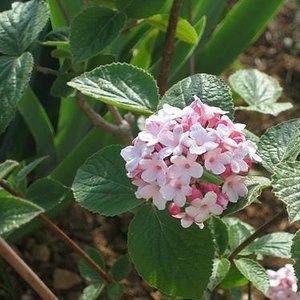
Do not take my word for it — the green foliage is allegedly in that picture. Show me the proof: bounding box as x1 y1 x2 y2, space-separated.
0 0 49 55
0 160 19 181
292 230 300 291
220 263 248 289
234 258 270 294
107 283 125 300
68 63 159 114
111 255 131 282
229 69 292 116
208 258 231 291
128 205 214 299
146 15 198 45
272 161 300 222
0 53 33 134
258 119 300 173
0 196 43 237
116 0 164 19
73 145 142 216
160 73 235 118
209 217 229 256
70 8 126 62
80 283 104 300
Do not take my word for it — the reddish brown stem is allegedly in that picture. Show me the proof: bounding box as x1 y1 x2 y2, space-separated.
0 180 114 284
0 238 58 300
56 0 71 24
158 0 182 95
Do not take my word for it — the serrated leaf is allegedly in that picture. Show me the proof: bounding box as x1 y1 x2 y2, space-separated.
292 230 300 291
14 156 48 189
116 0 164 19
220 263 248 289
224 176 271 216
73 145 142 216
160 73 235 119
272 161 300 223
107 283 125 300
0 53 33 134
208 258 231 291
246 232 293 258
26 178 69 211
68 63 159 114
0 160 19 181
0 0 49 55
78 247 105 282
237 102 293 116
258 119 300 173
0 195 43 237
70 7 126 62
146 15 198 45
80 283 104 300
234 258 270 294
111 255 131 282
128 205 214 299
209 217 229 256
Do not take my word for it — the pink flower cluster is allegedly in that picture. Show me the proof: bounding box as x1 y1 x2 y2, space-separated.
121 96 261 228
267 264 300 300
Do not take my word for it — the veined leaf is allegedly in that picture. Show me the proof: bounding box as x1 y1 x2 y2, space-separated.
107 283 125 300
68 63 159 114
258 119 300 172
208 258 231 291
272 161 300 223
146 15 198 45
72 145 142 216
209 217 229 256
0 53 33 134
292 230 300 291
0 0 49 55
111 255 131 282
229 69 292 116
128 205 214 299
70 7 126 62
80 284 104 300
0 160 19 181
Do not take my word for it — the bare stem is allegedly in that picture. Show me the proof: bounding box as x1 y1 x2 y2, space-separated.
247 281 252 300
56 0 71 24
33 64 59 77
0 238 58 300
107 105 123 125
76 93 132 145
228 210 287 262
0 180 114 284
158 0 182 95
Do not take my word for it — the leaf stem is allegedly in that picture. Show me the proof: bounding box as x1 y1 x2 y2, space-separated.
158 0 182 95
56 0 71 25
33 64 59 77
0 238 58 300
227 210 287 262
0 180 114 285
76 93 133 144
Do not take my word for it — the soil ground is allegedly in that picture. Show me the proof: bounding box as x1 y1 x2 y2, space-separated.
1 1 300 299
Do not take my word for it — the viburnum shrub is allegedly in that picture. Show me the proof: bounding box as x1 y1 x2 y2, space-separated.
121 97 261 228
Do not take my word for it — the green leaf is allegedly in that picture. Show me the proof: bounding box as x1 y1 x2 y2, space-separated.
146 15 198 45
234 258 270 294
78 247 105 282
51 74 76 98
0 160 19 181
292 230 300 291
160 73 235 119
26 178 69 211
68 63 159 114
14 156 48 189
80 283 104 300
229 69 292 116
107 283 125 300
0 195 43 237
111 255 131 282
209 217 228 256
258 119 300 173
272 161 300 223
128 205 214 299
196 0 285 75
246 232 293 259
0 0 49 55
208 258 231 291
116 0 164 19
224 176 271 216
0 53 33 134
70 7 126 62
220 263 248 289
73 145 142 216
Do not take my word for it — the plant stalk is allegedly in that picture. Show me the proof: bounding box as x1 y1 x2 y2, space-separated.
0 238 58 300
158 0 182 95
